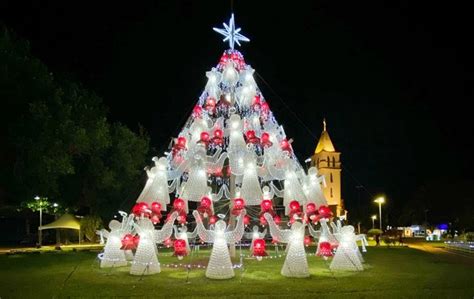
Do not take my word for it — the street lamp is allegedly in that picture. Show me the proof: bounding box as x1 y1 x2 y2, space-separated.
374 197 385 230
371 215 377 229
35 196 42 246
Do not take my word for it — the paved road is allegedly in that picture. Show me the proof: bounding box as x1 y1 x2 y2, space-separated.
407 242 474 266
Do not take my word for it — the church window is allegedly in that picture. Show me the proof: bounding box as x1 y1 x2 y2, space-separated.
330 173 333 183
332 157 336 167
330 188 333 198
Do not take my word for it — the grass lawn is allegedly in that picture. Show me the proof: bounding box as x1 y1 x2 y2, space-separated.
0 245 472 298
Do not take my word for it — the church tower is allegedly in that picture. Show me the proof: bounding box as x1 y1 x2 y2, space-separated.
311 119 344 216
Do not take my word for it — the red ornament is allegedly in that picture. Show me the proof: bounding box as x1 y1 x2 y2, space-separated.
151 202 162 214
173 239 188 258
273 215 281 225
306 203 317 213
177 211 187 224
163 237 172 248
243 215 250 225
304 236 312 246
211 128 224 147
192 105 202 118
151 214 161 224
318 205 333 219
132 202 151 217
253 238 268 257
231 198 246 216
197 196 213 218
177 136 187 148
173 198 186 212
259 215 268 226
280 138 292 152
261 132 273 147
121 233 137 250
318 241 333 257
200 131 210 143
209 215 217 224
245 130 260 144
260 199 273 212
214 129 223 138
289 200 301 212
200 197 212 208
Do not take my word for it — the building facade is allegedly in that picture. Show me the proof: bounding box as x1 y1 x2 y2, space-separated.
311 120 344 216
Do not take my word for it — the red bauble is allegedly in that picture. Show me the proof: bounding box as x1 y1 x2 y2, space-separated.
306 203 317 213
318 241 333 257
280 139 291 152
151 214 161 224
233 198 245 210
260 199 273 212
132 202 150 217
261 132 273 147
121 233 136 250
173 198 186 212
209 215 217 224
246 130 256 140
173 239 187 257
318 205 333 218
304 236 312 246
273 215 281 225
177 211 187 224
289 200 301 212
177 136 186 147
200 131 210 142
192 105 202 118
243 215 250 225
200 196 212 208
151 202 162 214
253 238 268 257
259 215 268 226
163 237 172 248
214 129 223 138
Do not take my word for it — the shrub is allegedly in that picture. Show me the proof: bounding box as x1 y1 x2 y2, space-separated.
80 215 103 242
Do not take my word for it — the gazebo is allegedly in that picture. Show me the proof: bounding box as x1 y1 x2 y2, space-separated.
39 214 82 244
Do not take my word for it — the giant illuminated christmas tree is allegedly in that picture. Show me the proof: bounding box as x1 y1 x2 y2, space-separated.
99 14 359 279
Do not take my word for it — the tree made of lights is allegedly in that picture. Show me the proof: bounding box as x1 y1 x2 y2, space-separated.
97 14 367 279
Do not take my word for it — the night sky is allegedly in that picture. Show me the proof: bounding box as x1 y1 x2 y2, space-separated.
1 1 473 224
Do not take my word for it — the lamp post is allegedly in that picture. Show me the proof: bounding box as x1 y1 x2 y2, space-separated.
374 197 385 230
371 215 377 229
35 196 42 246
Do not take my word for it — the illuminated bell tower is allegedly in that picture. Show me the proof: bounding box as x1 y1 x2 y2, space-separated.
311 119 344 216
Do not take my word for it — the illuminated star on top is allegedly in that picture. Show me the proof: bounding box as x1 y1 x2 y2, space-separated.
213 13 250 50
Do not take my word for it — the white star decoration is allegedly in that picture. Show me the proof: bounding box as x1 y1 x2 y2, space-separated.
213 14 250 50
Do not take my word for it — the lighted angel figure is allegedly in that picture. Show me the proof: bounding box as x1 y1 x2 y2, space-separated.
173 225 198 255
221 60 239 86
226 114 248 175
97 219 128 268
130 212 178 276
236 81 256 109
264 213 309 278
192 209 246 279
205 68 222 100
302 167 327 207
136 156 184 208
308 218 338 257
239 155 263 205
178 144 227 210
244 225 267 256
330 225 364 271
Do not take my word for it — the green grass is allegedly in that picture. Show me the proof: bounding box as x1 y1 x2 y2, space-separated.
0 246 472 298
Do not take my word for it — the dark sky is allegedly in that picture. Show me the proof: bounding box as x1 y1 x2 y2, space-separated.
1 1 473 223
